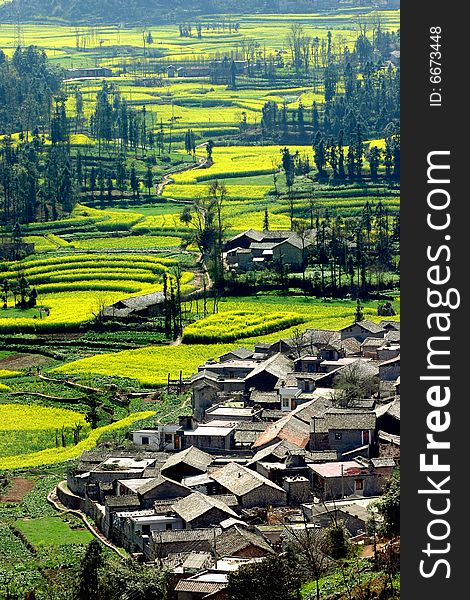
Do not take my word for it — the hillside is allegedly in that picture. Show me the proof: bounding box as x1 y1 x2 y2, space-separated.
0 0 374 25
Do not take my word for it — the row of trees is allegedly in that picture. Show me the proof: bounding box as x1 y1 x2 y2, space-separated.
279 132 400 186
259 67 399 144
1 133 77 228
1 272 38 310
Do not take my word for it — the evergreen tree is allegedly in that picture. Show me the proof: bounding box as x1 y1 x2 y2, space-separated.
75 540 104 600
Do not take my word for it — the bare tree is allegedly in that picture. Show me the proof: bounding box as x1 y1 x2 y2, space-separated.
332 362 380 407
282 506 334 600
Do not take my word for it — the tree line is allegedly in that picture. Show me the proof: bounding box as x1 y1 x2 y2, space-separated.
258 27 399 145
0 46 62 136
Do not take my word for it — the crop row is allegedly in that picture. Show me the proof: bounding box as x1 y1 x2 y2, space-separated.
73 235 183 250
35 280 150 294
3 253 172 272
194 168 276 183
27 268 159 283
182 310 306 343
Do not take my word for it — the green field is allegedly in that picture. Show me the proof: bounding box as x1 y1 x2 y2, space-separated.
15 516 93 547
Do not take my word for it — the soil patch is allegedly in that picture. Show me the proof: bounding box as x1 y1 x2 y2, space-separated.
0 353 51 371
0 477 36 503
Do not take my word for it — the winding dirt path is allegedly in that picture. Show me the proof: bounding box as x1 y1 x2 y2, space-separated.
155 149 210 200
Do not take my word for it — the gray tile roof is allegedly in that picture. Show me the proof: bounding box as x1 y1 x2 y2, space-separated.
172 492 238 523
174 579 227 594
161 446 213 474
245 353 293 383
220 347 254 360
105 495 141 509
324 409 376 430
137 475 191 497
250 390 279 405
152 527 222 544
210 462 285 496
248 440 300 465
385 331 400 343
215 525 274 557
357 320 387 334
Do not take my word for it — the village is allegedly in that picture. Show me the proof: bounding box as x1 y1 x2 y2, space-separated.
54 316 400 599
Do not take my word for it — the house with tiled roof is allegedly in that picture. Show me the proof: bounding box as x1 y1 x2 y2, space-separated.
252 398 332 451
161 447 213 482
339 320 386 342
310 408 377 457
225 229 315 272
308 458 395 500
117 475 192 508
209 462 287 508
215 525 274 558
147 527 223 560
172 492 238 529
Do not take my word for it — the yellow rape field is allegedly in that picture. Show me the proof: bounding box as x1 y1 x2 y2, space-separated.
53 344 238 386
0 411 156 470
0 405 87 431
0 252 194 333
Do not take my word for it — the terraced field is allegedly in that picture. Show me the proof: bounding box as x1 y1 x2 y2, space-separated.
0 404 88 458
0 252 194 333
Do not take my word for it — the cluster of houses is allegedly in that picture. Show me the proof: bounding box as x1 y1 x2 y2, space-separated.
59 317 400 599
225 229 316 273
167 58 248 84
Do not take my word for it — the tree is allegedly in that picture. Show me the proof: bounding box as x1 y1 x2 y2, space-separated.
145 166 153 198
100 557 168 600
75 539 104 600
206 139 215 162
115 157 127 197
18 274 30 309
1 278 9 309
333 361 380 406
263 208 269 231
208 179 227 289
323 521 350 559
368 146 381 181
130 165 139 198
227 552 301 600
355 298 364 322
106 175 114 202
313 134 326 175
180 206 192 226
375 468 400 537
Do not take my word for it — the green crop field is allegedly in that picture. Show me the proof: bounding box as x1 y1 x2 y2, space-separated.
15 516 93 547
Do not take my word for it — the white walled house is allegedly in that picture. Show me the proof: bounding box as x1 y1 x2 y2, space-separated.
132 426 182 451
